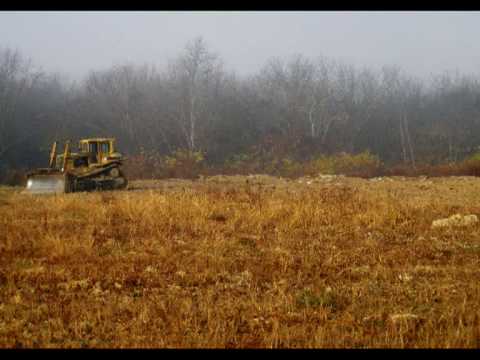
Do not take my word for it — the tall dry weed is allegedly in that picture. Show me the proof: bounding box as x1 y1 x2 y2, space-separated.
0 176 479 348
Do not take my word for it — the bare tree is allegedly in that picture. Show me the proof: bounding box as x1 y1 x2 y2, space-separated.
0 48 43 163
257 55 321 143
82 64 160 152
167 37 223 152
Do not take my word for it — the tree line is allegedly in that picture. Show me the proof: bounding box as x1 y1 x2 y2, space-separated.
2 37 480 181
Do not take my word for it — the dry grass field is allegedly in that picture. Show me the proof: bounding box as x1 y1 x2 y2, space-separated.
1 174 480 348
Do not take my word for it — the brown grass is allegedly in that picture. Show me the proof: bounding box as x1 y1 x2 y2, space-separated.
1 176 480 348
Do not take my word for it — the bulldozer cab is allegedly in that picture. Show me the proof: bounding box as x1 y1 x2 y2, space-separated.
79 138 115 165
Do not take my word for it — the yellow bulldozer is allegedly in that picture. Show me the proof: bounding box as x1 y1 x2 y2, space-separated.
25 138 128 194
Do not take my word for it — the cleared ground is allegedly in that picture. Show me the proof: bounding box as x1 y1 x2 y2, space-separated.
0 175 480 348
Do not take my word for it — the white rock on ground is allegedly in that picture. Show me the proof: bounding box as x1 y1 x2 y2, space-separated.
431 214 478 228
389 314 419 323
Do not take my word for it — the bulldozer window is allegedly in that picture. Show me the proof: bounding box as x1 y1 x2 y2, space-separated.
100 143 110 153
89 142 98 154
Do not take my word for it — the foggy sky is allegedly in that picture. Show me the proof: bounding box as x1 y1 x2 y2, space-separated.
1 11 480 81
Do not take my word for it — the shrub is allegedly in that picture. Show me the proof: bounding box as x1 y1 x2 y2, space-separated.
122 148 164 179
385 154 480 178
223 151 281 175
222 150 383 178
163 149 205 179
466 152 480 162
458 153 480 176
124 148 207 180
307 151 383 178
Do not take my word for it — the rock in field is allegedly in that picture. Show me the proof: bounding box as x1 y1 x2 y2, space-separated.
431 214 478 228
389 313 419 324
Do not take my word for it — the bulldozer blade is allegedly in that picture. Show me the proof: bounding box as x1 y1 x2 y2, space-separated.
24 174 66 195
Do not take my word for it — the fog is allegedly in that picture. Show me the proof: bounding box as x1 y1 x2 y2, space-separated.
4 11 480 181
1 11 480 81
